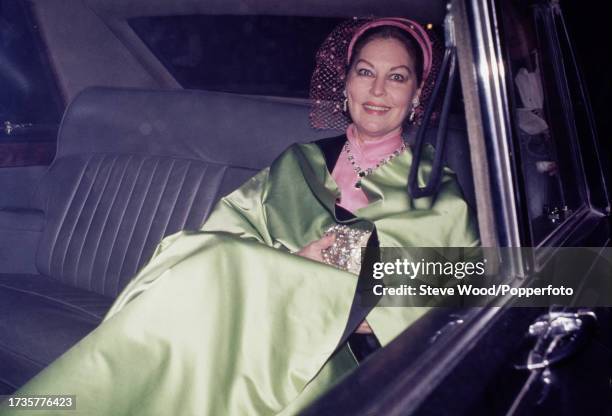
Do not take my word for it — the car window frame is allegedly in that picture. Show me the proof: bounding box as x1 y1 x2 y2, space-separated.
0 0 63 167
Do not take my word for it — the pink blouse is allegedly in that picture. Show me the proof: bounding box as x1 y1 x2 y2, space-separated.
331 124 404 213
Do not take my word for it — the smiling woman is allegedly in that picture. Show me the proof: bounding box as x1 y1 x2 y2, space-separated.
346 28 423 140
346 36 417 139
330 19 433 212
2 0 610 413
0 17 478 416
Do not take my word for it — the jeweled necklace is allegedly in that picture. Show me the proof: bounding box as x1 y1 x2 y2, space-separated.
344 141 407 188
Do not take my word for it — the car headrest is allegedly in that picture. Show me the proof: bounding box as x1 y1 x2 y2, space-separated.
57 87 335 170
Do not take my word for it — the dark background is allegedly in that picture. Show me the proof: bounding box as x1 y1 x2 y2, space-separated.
130 15 343 98
561 0 611 177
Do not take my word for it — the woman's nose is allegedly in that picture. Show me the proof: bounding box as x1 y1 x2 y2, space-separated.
370 77 386 97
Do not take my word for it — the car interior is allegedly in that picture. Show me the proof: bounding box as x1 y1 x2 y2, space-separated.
0 0 477 395
2 1 610 413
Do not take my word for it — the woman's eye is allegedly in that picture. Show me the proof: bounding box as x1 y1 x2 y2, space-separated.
357 68 373 77
389 74 406 82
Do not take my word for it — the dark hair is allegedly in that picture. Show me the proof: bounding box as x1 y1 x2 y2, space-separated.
348 26 424 86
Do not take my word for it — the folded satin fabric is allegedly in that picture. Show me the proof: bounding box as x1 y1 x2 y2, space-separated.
2 139 478 416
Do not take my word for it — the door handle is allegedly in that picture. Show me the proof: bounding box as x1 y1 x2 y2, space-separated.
516 309 597 371
506 309 598 413
3 121 33 135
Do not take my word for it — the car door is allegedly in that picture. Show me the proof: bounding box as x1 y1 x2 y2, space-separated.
302 0 611 414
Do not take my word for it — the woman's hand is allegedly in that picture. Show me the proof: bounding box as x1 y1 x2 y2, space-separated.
355 320 373 334
296 233 336 263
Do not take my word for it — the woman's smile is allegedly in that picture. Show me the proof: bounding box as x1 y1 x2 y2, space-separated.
346 37 420 141
362 102 392 114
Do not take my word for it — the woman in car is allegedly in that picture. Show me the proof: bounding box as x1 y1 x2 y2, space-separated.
2 18 478 416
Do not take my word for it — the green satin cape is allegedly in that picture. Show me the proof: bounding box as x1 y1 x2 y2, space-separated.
1 142 478 416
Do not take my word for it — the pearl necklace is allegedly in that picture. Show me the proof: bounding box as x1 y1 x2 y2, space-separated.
344 141 407 188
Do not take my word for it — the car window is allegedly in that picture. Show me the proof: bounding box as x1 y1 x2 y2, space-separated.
0 0 62 166
129 15 343 98
497 0 593 246
555 0 610 215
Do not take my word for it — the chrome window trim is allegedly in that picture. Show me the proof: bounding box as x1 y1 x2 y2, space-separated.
466 0 521 249
456 0 525 279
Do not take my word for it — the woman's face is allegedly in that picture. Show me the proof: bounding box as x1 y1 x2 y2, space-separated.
346 37 420 141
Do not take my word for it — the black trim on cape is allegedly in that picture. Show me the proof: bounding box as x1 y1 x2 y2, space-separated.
313 134 346 174
313 135 382 360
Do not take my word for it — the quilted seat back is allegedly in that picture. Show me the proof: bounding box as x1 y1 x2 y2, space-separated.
34 87 333 297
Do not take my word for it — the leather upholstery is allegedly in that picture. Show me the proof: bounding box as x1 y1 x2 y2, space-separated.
35 153 223 297
32 88 334 298
0 273 112 388
0 87 334 390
